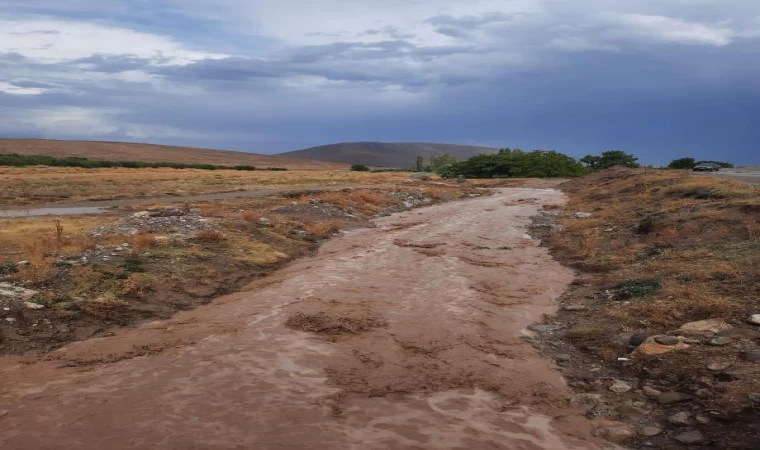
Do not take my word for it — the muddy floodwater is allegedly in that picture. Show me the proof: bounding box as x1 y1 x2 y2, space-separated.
0 188 613 449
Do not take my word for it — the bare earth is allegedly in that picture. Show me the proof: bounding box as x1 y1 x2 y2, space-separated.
0 188 611 450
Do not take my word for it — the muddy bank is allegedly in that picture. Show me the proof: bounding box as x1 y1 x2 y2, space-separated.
0 188 612 449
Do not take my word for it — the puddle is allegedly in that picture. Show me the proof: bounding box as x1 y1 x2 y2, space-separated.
0 207 109 217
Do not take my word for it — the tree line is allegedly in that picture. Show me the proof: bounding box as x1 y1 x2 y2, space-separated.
389 149 734 179
0 153 288 171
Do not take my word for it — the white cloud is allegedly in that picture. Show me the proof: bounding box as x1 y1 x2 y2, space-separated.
0 19 228 63
0 81 47 95
606 13 735 46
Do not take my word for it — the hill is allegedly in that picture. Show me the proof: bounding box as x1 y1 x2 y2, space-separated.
280 142 498 168
0 139 346 170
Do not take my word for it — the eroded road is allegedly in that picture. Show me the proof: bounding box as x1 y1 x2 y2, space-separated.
0 188 611 449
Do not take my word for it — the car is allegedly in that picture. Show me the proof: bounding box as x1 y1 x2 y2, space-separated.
693 164 720 172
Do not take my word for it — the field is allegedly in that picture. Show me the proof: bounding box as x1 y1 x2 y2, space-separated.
0 138 346 169
0 165 477 355
0 167 409 207
532 167 760 448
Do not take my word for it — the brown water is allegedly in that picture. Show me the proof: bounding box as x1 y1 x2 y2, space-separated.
0 188 611 449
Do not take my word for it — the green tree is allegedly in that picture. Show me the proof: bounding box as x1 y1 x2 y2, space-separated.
415 156 424 172
429 153 457 174
439 150 587 179
580 150 639 170
668 157 696 169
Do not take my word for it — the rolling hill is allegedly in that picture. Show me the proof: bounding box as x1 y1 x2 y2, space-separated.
0 139 347 170
280 142 499 168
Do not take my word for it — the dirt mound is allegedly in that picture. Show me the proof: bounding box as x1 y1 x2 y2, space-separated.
286 311 386 335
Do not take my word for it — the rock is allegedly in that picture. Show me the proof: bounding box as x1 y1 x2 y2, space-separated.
654 335 679 346
695 415 710 424
642 386 662 398
742 351 760 362
132 211 150 218
639 426 662 437
668 411 691 425
258 217 271 226
591 421 636 444
674 430 706 445
5 317 15 323
707 359 733 371
23 302 45 310
708 337 731 346
657 392 695 405
748 314 760 326
634 337 689 356
749 393 760 404
629 333 649 346
527 324 562 333
679 319 732 334
563 304 587 311
16 261 29 266
555 354 572 362
609 380 633 393
719 328 760 339
575 212 593 219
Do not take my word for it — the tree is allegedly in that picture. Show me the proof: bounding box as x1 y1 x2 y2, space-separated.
429 153 457 174
439 150 588 179
668 157 696 169
580 150 640 170
350 164 369 171
415 156 424 172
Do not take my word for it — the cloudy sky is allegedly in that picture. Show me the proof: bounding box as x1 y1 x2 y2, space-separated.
1 1 758 164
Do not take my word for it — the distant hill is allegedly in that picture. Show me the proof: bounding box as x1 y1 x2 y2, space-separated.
280 142 499 168
0 139 346 170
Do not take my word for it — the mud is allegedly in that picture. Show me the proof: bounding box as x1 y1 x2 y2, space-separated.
0 188 614 449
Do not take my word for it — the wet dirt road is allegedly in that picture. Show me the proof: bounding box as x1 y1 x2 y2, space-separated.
0 188 611 450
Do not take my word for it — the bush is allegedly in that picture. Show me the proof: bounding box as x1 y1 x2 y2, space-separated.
410 172 433 180
668 157 696 169
0 262 19 275
440 150 588 179
350 164 370 172
615 278 662 298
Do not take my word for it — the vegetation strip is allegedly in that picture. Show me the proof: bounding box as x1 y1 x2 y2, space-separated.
0 153 287 171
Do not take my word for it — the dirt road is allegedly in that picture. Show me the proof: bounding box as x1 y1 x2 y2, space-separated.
0 188 611 449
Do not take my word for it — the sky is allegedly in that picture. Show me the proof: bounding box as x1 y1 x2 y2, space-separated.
0 1 758 165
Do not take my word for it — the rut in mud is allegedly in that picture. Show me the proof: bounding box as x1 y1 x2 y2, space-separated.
0 188 612 450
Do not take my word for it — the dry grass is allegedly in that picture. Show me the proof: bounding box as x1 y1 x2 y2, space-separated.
0 167 410 207
545 166 759 331
301 220 344 238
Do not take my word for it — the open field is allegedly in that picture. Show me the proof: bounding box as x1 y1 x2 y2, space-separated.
532 168 760 449
0 167 410 207
0 138 346 170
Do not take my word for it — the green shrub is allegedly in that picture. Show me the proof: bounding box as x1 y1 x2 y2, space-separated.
350 164 370 172
440 149 588 179
0 153 266 171
615 278 662 298
0 262 19 275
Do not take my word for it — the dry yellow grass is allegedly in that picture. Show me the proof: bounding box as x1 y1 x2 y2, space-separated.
0 167 410 207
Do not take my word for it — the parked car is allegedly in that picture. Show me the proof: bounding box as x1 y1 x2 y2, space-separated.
693 164 720 172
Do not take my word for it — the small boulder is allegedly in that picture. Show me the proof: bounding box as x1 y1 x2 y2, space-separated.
707 337 731 346
679 319 732 334
634 337 689 356
742 351 760 362
642 386 662 398
574 212 593 219
527 324 562 333
609 380 633 394
591 420 636 444
629 333 649 346
563 304 588 312
131 211 150 219
657 392 695 405
748 314 760 326
23 301 45 310
668 411 691 426
654 335 679 346
674 430 707 445
639 426 662 437
707 359 734 371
